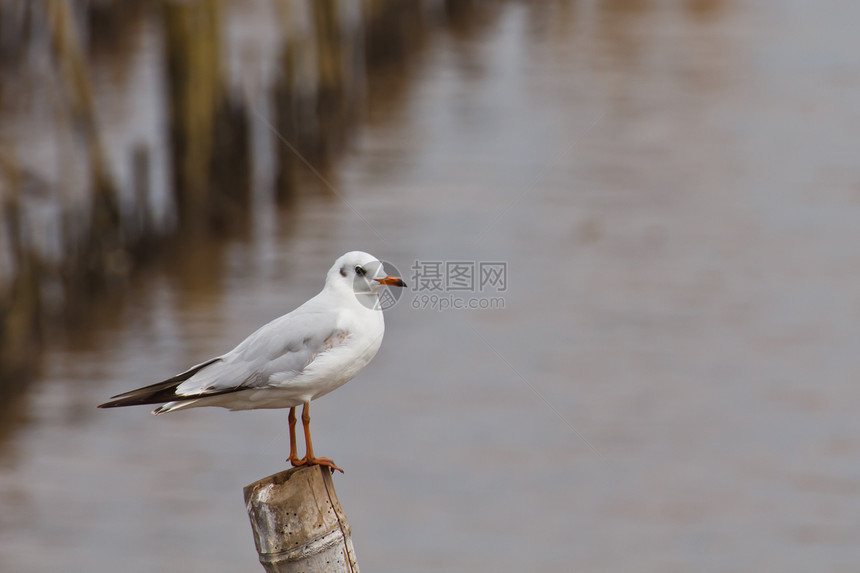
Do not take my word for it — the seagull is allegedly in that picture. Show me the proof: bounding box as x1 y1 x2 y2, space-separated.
98 251 406 473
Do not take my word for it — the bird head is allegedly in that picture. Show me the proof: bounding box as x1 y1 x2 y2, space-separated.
327 251 406 304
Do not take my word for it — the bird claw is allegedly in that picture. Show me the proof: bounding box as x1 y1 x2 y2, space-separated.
315 457 344 474
294 456 344 474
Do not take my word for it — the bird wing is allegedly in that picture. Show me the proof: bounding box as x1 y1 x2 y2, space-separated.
97 356 224 408
173 304 348 398
98 293 353 409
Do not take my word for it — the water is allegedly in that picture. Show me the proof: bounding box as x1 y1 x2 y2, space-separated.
3 1 860 571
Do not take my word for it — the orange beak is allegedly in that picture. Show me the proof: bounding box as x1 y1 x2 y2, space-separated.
375 275 407 287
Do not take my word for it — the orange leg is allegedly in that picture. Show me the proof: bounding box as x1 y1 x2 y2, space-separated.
287 407 303 466
298 402 343 473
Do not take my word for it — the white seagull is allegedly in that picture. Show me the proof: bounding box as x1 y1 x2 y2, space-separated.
99 251 406 473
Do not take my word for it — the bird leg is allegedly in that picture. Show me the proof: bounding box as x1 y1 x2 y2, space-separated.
298 402 343 473
286 407 302 466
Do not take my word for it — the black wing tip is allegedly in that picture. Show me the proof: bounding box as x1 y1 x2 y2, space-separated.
97 397 139 409
96 357 222 410
97 391 129 406
96 357 228 410
97 390 174 409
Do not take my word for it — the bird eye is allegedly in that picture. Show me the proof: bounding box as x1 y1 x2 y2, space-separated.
354 265 366 277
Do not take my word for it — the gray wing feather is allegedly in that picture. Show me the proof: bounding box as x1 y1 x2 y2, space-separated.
175 306 344 397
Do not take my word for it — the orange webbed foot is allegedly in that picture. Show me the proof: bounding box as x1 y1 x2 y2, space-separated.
299 456 344 474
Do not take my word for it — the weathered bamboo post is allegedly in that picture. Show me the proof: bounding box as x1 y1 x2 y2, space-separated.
244 465 360 573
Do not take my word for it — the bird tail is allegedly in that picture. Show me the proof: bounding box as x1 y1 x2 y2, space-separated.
152 399 202 416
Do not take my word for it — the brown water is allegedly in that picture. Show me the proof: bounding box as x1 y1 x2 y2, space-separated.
3 1 860 572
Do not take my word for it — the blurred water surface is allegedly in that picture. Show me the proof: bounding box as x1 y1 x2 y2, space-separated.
3 1 860 572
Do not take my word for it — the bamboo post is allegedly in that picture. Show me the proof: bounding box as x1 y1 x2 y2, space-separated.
244 465 360 573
